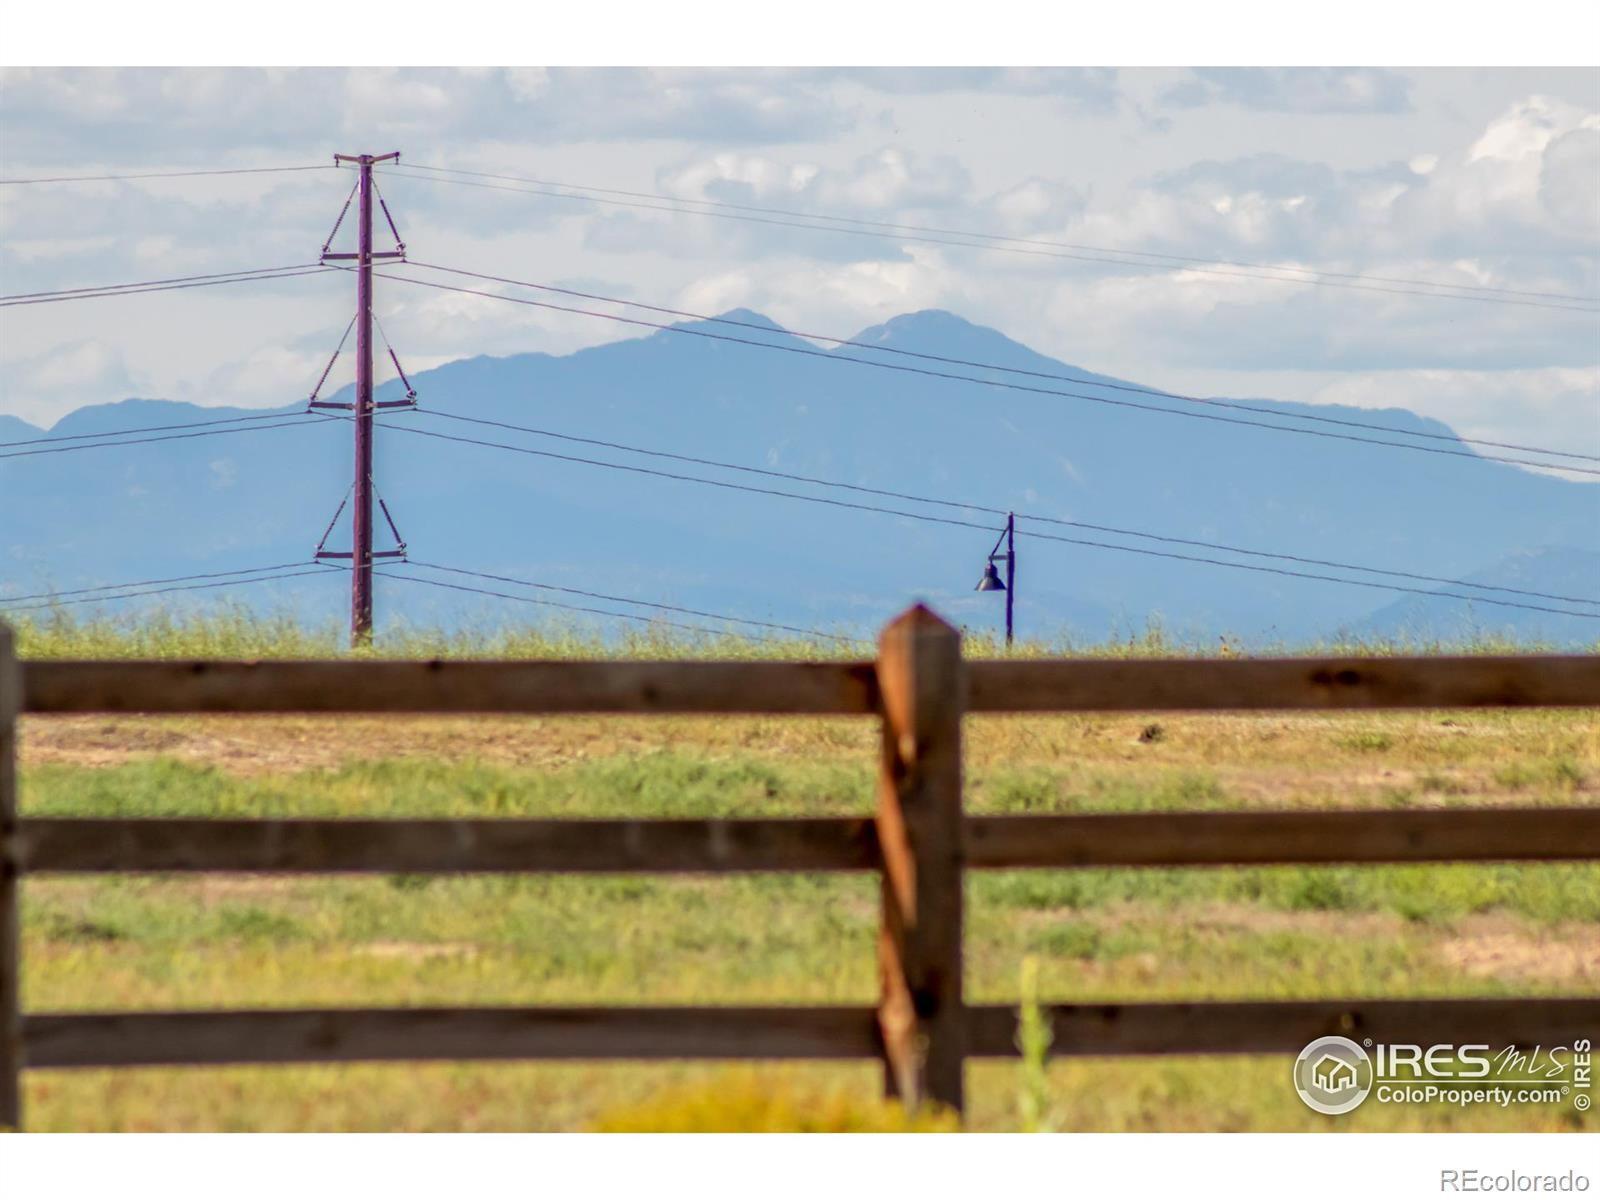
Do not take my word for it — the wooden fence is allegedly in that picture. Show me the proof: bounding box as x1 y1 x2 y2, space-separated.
2 606 1598 1129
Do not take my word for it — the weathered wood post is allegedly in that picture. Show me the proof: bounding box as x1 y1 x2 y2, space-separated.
0 624 20 1130
875 604 966 1115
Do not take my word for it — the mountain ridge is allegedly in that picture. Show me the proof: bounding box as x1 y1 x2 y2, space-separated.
5 308 1596 643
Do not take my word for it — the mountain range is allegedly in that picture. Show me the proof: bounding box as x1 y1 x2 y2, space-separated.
4 309 1597 646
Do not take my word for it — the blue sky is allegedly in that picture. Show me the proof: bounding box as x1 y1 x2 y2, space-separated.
2 66 1596 461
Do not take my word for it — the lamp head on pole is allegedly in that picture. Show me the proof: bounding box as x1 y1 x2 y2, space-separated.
976 561 1007 592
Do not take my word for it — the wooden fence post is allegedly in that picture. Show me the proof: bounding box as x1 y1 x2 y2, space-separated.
1 623 20 1130
875 604 966 1116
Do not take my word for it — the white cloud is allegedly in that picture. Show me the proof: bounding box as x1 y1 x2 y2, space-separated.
1395 95 1600 254
660 147 972 215
1161 68 1412 114
989 178 1086 234
0 339 141 425
1309 367 1600 463
0 68 857 167
1 69 1595 466
821 67 1121 107
1540 126 1600 241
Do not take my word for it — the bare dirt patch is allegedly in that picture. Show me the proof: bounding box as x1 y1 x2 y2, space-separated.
356 941 480 962
19 712 1598 818
1436 931 1600 985
1024 901 1409 941
1019 903 1600 986
17 714 878 776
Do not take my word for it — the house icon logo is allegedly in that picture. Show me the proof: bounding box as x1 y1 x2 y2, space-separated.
1294 1036 1374 1115
1313 1053 1359 1093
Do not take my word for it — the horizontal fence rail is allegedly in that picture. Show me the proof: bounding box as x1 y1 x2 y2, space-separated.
21 653 1600 716
966 655 1600 713
19 659 879 716
16 807 1600 874
23 998 1598 1071
962 998 1600 1058
23 1007 882 1069
14 816 882 874
963 807 1600 868
2 607 1598 1130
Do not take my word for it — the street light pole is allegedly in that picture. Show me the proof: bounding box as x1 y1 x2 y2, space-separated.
1003 511 1015 648
974 512 1017 648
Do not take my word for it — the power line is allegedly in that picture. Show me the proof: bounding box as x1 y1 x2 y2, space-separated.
1016 527 1600 622
2 555 855 642
1 263 326 303
371 269 1600 478
380 165 1600 314
0 164 335 186
0 264 331 308
372 414 1600 621
0 562 314 605
404 559 865 645
411 409 1600 609
378 567 838 645
403 261 1600 465
0 409 311 450
0 414 334 459
393 163 1599 307
0 565 336 613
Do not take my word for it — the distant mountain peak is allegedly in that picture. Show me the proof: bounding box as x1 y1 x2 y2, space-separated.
857 309 984 341
844 308 1088 374
714 307 784 330
664 307 787 336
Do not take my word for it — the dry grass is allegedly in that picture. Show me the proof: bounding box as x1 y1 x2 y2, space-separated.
9 615 1599 1132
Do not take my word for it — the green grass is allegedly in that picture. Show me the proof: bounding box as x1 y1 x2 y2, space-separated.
17 749 1600 1131
26 1058 1592 1133
23 754 1600 926
9 613 1598 1131
8 602 1591 660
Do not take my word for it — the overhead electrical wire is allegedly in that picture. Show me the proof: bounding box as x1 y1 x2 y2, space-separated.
369 269 1600 478
392 163 1598 307
0 263 332 307
0 562 317 605
0 414 335 459
410 409 1600 609
9 156 1583 309
379 165 1600 314
403 560 865 646
0 565 337 613
1 263 326 303
377 567 847 646
0 554 860 644
372 413 1600 621
0 164 336 186
401 261 1600 465
4 165 1588 629
0 409 317 450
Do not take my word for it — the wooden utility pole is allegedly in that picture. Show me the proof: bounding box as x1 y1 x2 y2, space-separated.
324 152 401 645
875 605 966 1114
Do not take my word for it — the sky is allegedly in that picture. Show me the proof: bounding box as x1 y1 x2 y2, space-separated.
2 66 1597 461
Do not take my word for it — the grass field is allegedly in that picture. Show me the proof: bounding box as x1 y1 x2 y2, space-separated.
7 609 1599 1131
